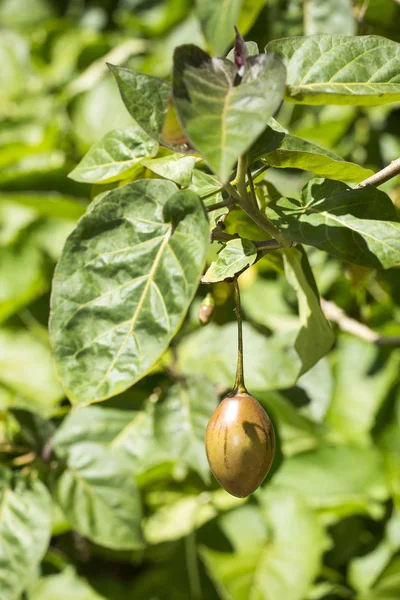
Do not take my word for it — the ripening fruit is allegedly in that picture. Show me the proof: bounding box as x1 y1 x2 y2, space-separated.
205 392 275 498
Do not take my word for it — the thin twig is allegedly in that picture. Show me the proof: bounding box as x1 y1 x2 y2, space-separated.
321 298 400 346
206 197 235 212
356 157 400 189
247 167 259 208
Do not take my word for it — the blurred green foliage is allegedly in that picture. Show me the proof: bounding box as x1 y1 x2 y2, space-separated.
0 1 400 599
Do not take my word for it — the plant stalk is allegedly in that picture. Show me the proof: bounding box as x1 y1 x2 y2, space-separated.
233 278 247 394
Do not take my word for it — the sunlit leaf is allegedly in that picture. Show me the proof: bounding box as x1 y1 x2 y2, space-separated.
173 46 286 182
54 442 143 550
154 378 218 481
0 468 52 600
196 0 242 56
28 567 106 600
272 445 389 520
69 125 159 184
202 239 258 283
50 180 209 405
267 35 400 105
304 0 356 36
265 178 400 269
202 491 326 600
142 152 196 186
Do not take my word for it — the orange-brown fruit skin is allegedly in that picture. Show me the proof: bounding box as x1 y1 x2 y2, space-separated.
205 392 275 498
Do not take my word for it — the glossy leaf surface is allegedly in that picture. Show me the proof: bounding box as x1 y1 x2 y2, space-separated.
173 46 286 182
267 35 400 105
265 178 400 269
202 238 258 283
50 180 209 405
69 125 159 184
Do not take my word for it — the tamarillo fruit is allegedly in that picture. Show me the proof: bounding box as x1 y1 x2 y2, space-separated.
205 391 275 498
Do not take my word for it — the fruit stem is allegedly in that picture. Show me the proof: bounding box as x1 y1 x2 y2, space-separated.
233 277 247 394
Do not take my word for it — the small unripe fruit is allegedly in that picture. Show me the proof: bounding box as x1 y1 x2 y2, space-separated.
205 392 275 498
198 293 215 326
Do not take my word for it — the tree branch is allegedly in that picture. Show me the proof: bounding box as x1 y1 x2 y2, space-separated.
321 298 400 346
356 157 400 189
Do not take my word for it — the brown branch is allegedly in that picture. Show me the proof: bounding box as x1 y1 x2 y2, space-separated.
356 157 400 189
321 298 400 346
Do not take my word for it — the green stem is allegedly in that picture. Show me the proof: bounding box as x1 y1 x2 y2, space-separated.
236 154 249 201
233 278 247 394
185 532 202 600
239 197 291 247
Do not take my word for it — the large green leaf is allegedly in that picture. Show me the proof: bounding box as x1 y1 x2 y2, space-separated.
0 468 52 600
304 0 356 35
266 35 400 105
172 46 286 182
68 125 159 184
108 64 172 144
0 328 64 416
202 239 258 283
154 378 218 481
265 178 400 269
357 556 400 600
50 180 209 405
202 491 326 600
271 445 389 520
283 246 334 374
253 120 373 182
54 442 143 550
326 336 399 445
28 568 106 600
196 0 242 56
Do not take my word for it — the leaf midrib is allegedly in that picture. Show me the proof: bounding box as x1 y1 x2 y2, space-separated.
92 224 173 395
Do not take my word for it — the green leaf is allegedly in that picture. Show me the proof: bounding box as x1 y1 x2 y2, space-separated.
272 445 389 520
202 238 258 283
265 178 400 269
254 121 373 182
304 0 356 36
349 511 400 594
52 406 138 458
50 180 209 405
196 0 242 57
379 392 400 508
54 442 143 550
283 246 334 373
0 328 64 416
266 35 400 105
68 126 159 184
357 556 400 600
108 64 171 144
154 378 218 481
28 567 106 600
52 403 171 477
172 46 286 183
142 152 197 186
0 468 52 600
202 490 326 600
326 336 399 445
0 245 47 323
